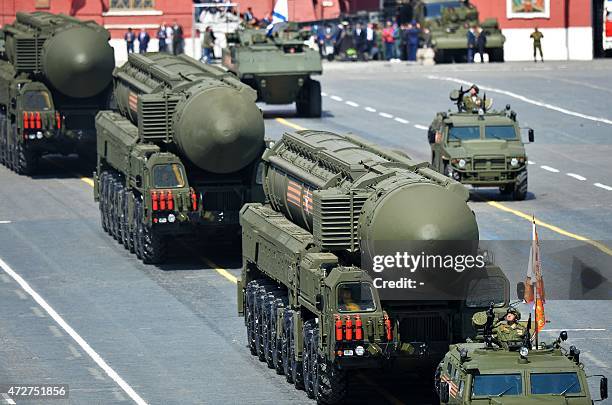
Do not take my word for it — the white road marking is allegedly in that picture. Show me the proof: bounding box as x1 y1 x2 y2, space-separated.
345 101 359 107
427 75 612 125
0 257 148 405
330 95 343 102
321 92 327 96
414 124 429 131
527 160 535 165
542 328 606 332
566 173 586 181
540 165 560 173
583 351 609 369
0 221 11 224
379 112 393 118
364 106 377 112
594 182 612 191
49 325 63 338
394 117 410 124
14 289 27 300
1 393 16 405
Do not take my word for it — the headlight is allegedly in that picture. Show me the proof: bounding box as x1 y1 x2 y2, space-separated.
519 346 529 358
355 346 365 356
28 134 35 140
36 131 43 139
510 158 519 167
458 159 467 169
168 214 176 223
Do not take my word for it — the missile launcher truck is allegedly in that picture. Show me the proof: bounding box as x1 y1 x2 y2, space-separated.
238 130 510 403
93 53 266 264
0 12 115 174
222 28 323 117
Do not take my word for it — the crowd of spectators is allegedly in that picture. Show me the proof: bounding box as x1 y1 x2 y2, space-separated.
124 21 185 55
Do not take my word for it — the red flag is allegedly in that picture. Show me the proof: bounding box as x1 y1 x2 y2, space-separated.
535 298 546 332
526 216 546 333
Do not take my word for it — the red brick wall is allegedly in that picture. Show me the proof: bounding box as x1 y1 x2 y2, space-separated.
471 0 591 29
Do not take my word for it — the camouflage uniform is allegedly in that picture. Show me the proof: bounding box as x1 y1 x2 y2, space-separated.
494 308 526 348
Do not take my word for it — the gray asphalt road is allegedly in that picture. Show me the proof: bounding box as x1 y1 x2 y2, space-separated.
0 60 610 405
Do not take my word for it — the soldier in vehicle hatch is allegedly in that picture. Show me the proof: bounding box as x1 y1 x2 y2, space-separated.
462 84 482 111
493 307 526 348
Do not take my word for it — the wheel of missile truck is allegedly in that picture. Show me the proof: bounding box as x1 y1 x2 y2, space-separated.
255 283 271 362
14 135 38 175
289 313 304 389
271 295 288 373
0 113 6 166
302 320 318 399
316 354 348 404
282 310 294 384
125 193 136 253
263 290 287 368
134 199 145 260
245 280 260 355
108 177 120 241
120 190 131 249
99 172 109 233
114 181 125 245
141 222 167 264
513 170 528 201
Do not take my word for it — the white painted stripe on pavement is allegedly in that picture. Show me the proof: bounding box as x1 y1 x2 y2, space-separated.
583 351 609 369
379 112 393 118
540 165 560 173
345 101 359 107
364 106 376 112
427 75 612 125
2 393 16 405
394 117 409 124
542 328 607 332
0 257 148 405
330 95 343 102
414 124 429 130
321 92 327 96
527 160 535 165
566 173 586 181
0 221 11 224
594 182 612 191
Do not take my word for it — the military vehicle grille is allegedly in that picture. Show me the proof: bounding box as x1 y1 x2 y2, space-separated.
399 315 449 342
15 38 42 71
202 190 243 211
138 97 180 141
313 193 368 252
473 157 506 170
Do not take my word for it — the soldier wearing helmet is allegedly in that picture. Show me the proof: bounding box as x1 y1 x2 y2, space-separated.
462 84 483 112
494 307 526 348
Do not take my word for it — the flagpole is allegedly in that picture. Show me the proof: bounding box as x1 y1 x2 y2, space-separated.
533 215 539 349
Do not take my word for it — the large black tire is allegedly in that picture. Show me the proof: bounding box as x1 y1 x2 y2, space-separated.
99 172 110 233
499 184 513 195
141 222 167 264
513 170 528 201
255 284 271 362
273 296 288 375
282 310 294 384
114 182 124 245
263 291 285 368
14 139 37 175
302 320 317 399
126 193 136 253
245 280 259 356
0 114 6 166
316 359 348 404
134 200 145 261
290 314 304 390
121 190 130 248
296 79 322 118
109 178 120 241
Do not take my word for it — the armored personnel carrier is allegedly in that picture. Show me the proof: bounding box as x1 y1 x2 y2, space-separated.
435 302 608 404
428 87 534 200
409 0 505 63
94 53 266 264
222 28 322 117
238 130 510 403
0 12 115 174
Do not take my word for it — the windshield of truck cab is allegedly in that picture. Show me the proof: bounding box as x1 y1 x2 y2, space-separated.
485 126 517 140
337 283 376 313
153 164 186 188
530 372 581 395
23 91 52 111
465 276 507 308
472 374 522 397
424 2 462 18
448 126 480 141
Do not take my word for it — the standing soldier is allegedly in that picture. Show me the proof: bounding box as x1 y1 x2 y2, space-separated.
124 27 135 54
530 27 544 62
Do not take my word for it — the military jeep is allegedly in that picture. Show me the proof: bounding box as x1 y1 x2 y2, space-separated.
428 88 534 200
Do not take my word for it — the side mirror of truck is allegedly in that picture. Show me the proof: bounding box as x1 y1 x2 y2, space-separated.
516 282 525 300
601 377 608 401
528 128 534 143
439 381 450 403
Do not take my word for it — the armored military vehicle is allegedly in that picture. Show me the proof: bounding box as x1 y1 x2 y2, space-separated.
222 28 322 117
409 0 505 63
428 87 534 200
238 130 510 403
435 302 608 404
0 12 115 174
93 53 266 264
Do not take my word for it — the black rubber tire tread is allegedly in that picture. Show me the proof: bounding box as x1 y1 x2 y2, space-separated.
141 222 167 264
134 199 145 260
316 359 347 404
99 172 109 233
273 295 289 375
290 313 304 390
306 80 322 118
282 310 294 384
245 280 260 356
513 170 528 201
302 320 316 399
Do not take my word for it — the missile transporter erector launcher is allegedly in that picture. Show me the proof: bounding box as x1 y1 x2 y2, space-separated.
238 130 510 403
0 12 115 174
94 53 266 264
